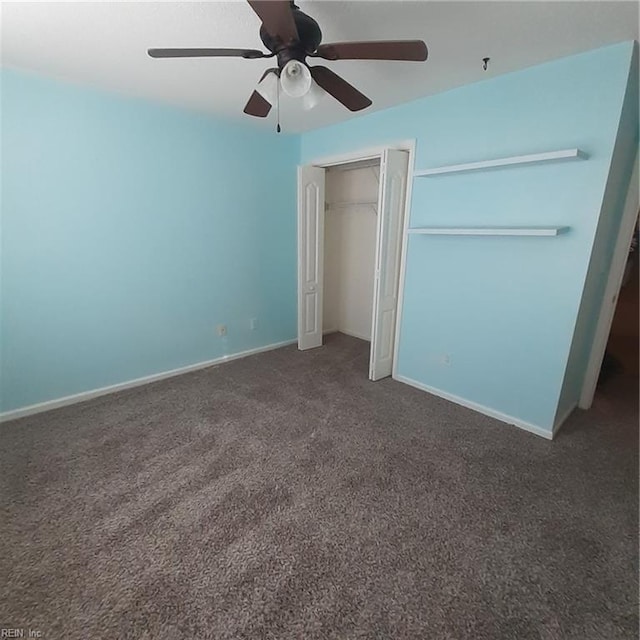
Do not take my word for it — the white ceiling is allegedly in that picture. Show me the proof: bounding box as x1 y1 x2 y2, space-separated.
2 1 638 133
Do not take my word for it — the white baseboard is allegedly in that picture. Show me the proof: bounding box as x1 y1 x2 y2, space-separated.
552 403 577 437
323 329 371 342
0 339 297 424
337 328 372 342
393 374 554 440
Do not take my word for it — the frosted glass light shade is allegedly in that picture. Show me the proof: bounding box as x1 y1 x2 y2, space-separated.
280 60 312 98
302 80 325 110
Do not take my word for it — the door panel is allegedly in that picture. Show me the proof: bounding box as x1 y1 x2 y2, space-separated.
298 166 326 350
369 150 409 380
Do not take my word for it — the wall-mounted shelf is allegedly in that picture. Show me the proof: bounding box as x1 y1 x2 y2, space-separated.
414 149 587 177
407 226 570 237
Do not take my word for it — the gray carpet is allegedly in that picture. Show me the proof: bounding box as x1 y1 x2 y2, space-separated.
1 333 638 640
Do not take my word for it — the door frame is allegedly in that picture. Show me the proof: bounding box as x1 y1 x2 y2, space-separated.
297 139 416 379
579 150 639 408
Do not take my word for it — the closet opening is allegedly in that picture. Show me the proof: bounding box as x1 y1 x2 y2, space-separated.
323 159 380 346
297 144 413 381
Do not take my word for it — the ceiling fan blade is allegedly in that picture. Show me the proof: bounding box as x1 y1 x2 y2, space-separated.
243 90 272 117
148 48 267 59
310 66 372 112
313 40 428 62
247 1 298 43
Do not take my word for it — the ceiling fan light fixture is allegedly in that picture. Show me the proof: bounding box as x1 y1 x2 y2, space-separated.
280 60 312 98
150 1 428 118
256 70 279 104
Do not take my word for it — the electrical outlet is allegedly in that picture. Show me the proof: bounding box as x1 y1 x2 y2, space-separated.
216 324 227 337
250 317 258 331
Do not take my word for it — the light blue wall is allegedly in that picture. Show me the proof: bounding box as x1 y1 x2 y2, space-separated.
2 42 636 429
556 43 639 423
300 41 636 435
0 69 298 412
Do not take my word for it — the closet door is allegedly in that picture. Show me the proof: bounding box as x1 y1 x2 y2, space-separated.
297 165 326 350
369 149 409 380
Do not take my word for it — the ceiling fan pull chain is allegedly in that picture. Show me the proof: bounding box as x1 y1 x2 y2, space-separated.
276 77 281 133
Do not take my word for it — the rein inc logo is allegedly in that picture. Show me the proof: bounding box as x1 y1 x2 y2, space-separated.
1 631 42 638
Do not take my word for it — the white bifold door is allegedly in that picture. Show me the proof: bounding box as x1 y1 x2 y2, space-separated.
369 149 409 380
297 165 325 350
297 149 409 381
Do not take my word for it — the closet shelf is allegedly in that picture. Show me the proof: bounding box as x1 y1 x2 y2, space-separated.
326 201 378 210
414 149 587 177
407 226 570 237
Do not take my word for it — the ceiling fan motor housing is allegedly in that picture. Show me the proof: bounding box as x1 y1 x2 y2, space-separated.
259 5 322 70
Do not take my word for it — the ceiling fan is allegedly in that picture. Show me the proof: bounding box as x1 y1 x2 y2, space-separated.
148 0 428 122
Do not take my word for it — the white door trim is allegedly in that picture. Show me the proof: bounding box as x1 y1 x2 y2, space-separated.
579 151 639 409
298 140 416 376
308 140 415 170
